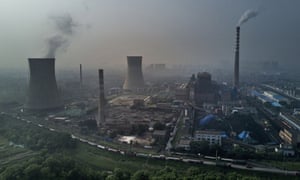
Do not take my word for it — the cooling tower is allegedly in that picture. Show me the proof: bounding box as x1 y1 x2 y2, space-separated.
123 56 145 90
26 58 62 110
234 26 240 89
97 69 105 127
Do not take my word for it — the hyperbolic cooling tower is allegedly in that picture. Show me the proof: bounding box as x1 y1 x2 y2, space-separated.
123 56 145 90
26 58 62 110
234 26 240 89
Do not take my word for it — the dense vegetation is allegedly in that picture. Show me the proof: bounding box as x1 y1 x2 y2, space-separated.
0 115 76 152
1 155 291 180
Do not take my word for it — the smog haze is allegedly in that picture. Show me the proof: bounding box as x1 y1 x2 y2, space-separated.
0 0 299 71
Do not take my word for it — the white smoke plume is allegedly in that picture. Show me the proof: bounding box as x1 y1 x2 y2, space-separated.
50 14 77 35
45 13 77 58
45 35 68 58
238 9 259 26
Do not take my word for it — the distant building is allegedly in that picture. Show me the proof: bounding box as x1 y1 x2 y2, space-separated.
275 144 295 156
177 139 191 150
175 83 190 101
194 72 217 106
193 130 226 146
263 91 289 104
153 130 167 143
146 64 166 72
278 112 300 146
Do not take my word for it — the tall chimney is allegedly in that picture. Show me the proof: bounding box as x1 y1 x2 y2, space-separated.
80 64 82 89
123 56 145 90
97 69 105 127
234 26 240 89
26 58 62 110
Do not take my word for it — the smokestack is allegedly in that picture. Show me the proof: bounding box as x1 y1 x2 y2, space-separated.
123 56 145 90
26 58 62 110
234 26 240 88
97 69 105 127
80 64 82 89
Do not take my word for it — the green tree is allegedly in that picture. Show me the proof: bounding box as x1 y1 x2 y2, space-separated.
23 164 41 180
153 122 166 130
190 141 209 154
131 170 150 180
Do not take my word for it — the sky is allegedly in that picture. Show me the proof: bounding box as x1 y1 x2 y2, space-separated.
0 0 299 70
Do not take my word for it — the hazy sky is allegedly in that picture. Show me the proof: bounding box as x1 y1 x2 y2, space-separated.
0 0 299 70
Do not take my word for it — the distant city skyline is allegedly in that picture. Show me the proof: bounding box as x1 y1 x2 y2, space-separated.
0 0 299 70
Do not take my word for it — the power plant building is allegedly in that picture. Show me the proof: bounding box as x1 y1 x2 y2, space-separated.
123 56 145 90
194 72 217 106
26 58 62 110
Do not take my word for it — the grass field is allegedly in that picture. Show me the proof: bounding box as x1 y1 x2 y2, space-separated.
263 160 300 171
69 142 201 173
66 142 293 179
0 136 37 167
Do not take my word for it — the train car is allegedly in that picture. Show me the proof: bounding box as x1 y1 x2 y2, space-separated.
88 142 97 146
220 158 246 165
204 156 218 160
97 144 106 150
182 159 203 164
232 159 247 165
165 156 181 161
136 153 149 158
216 161 231 168
107 148 118 153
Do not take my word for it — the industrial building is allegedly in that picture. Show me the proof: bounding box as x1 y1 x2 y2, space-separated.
193 130 226 146
194 72 217 106
175 83 190 101
278 112 300 146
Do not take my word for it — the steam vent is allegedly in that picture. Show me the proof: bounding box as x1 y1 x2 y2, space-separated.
26 58 62 110
123 56 145 90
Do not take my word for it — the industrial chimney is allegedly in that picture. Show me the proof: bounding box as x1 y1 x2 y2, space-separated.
123 56 145 90
80 64 83 89
234 26 240 89
97 69 105 127
26 58 62 110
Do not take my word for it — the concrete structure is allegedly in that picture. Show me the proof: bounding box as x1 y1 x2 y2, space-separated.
153 130 167 143
177 139 191 150
175 83 190 101
146 64 166 72
123 56 145 90
194 72 216 106
26 58 62 110
194 130 225 146
97 69 105 127
80 64 83 89
234 26 240 89
278 112 300 146
275 144 295 156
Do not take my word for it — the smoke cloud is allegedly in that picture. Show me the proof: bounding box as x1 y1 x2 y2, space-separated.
45 35 68 58
238 9 259 26
45 14 77 58
50 14 77 35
